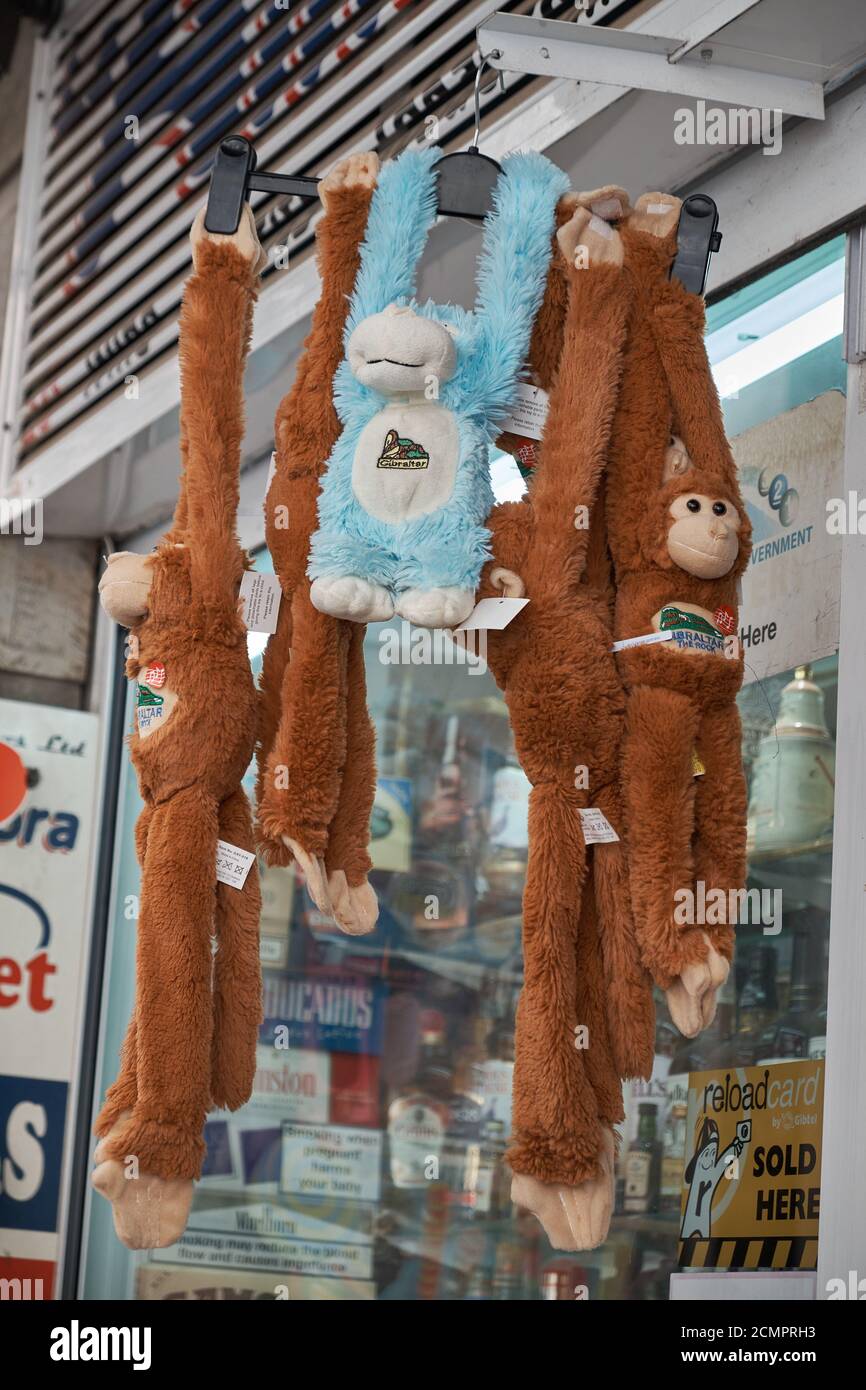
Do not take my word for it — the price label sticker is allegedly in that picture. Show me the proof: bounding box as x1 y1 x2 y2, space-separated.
578 808 620 844
456 597 529 632
239 570 281 634
500 383 549 441
216 840 256 890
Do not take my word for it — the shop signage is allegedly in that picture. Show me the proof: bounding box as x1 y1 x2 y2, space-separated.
137 1264 375 1299
155 1228 374 1281
260 972 385 1056
678 1060 824 1271
0 700 99 1299
735 391 845 683
280 1123 383 1205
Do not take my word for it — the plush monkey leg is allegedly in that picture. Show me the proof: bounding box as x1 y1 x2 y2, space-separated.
99 784 219 1179
592 780 657 1080
665 700 746 1035
619 684 709 989
258 588 350 909
512 881 620 1251
93 801 153 1136
211 787 263 1109
324 623 378 935
94 785 221 1248
507 782 604 1186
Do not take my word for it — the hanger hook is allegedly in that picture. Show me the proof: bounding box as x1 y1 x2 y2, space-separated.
473 50 504 150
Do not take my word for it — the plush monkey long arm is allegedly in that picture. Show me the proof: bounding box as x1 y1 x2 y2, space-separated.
92 210 264 1248
256 154 380 933
607 197 751 1032
479 201 655 1250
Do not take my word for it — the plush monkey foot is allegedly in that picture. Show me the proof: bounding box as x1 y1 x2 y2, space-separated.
327 869 379 935
666 931 730 1038
511 1128 616 1251
566 184 632 222
283 836 333 915
394 586 475 629
490 566 526 599
557 204 624 271
628 191 682 240
92 1119 194 1251
310 574 395 622
320 149 379 209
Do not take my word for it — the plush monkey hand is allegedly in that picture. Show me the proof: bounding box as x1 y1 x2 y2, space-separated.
190 202 267 274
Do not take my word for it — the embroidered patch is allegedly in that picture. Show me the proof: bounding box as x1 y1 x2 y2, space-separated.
714 604 737 636
143 661 166 688
511 436 538 480
136 681 165 732
376 428 430 469
659 606 720 637
659 605 726 654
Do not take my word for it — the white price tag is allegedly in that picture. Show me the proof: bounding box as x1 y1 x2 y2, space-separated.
456 597 529 631
611 630 673 653
266 449 278 493
578 808 620 844
239 570 281 634
216 840 256 890
500 382 549 441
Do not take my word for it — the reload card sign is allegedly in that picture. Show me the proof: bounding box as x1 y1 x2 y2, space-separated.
678 1060 823 1271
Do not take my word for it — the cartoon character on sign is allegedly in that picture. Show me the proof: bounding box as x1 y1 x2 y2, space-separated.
680 1115 751 1239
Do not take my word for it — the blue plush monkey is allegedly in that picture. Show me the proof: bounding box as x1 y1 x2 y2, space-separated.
307 144 569 629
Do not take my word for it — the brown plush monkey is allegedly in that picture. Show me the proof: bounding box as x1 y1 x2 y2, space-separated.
92 207 264 1249
607 195 751 1035
256 154 380 936
479 192 656 1250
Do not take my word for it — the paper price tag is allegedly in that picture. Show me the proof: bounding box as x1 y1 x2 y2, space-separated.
578 808 620 844
216 840 256 890
239 570 281 634
456 597 529 631
611 630 674 653
266 450 278 493
500 383 549 441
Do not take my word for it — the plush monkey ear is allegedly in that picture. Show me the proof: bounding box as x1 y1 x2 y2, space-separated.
662 434 692 483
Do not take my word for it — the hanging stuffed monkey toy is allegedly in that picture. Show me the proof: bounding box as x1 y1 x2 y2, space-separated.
306 144 569 630
92 207 265 1249
607 194 751 1035
478 190 656 1251
256 152 381 933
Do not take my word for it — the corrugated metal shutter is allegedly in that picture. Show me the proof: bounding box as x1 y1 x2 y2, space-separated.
6 0 637 472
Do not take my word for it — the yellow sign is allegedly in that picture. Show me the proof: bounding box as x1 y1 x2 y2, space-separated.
678 1060 824 1271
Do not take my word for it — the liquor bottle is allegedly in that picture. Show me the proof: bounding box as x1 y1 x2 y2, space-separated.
623 1103 661 1214
405 715 471 949
491 1234 524 1299
659 1096 689 1214
757 926 825 1064
474 752 530 961
387 1010 452 1190
732 944 778 1065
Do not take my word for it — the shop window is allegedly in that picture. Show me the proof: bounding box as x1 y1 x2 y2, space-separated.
82 235 845 1302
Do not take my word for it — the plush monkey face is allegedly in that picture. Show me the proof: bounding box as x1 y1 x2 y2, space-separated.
348 303 457 395
99 551 154 627
667 491 742 579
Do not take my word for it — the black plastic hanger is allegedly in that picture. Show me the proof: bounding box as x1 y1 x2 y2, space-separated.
204 54 509 236
670 193 722 296
432 52 506 221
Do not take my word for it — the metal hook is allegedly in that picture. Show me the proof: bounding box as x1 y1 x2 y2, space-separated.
473 50 505 149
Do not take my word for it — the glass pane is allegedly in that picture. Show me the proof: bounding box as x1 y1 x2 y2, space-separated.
82 236 846 1304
